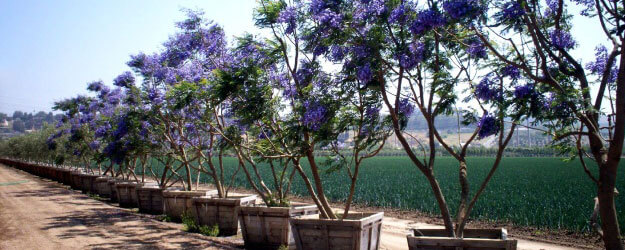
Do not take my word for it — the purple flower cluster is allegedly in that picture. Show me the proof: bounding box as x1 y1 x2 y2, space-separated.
113 71 135 88
365 105 380 120
410 9 447 35
442 0 484 21
354 0 386 21
477 113 500 139
357 64 372 83
176 9 203 31
549 29 576 50
396 42 425 70
296 61 315 86
398 98 415 117
329 46 346 62
106 88 123 105
389 4 409 24
586 45 618 83
89 140 100 150
544 0 558 16
501 65 521 80
465 38 487 59
148 88 164 105
310 0 342 30
277 6 297 34
500 1 525 20
87 81 106 92
302 100 328 131
475 74 500 101
513 84 534 99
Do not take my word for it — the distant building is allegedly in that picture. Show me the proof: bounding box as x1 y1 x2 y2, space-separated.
0 119 8 128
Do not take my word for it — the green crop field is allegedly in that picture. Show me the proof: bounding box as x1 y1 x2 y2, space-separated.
153 156 625 232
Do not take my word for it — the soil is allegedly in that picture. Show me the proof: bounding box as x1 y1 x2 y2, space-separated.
0 163 602 249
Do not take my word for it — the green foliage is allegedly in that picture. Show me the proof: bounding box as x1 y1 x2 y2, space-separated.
156 156 625 233
181 212 219 237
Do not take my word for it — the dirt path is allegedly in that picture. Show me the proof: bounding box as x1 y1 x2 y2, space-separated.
0 164 242 250
0 164 584 250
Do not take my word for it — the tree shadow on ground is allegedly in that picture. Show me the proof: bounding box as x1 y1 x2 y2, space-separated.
42 208 243 249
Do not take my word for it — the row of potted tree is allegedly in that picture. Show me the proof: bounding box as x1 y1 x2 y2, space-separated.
1 0 624 249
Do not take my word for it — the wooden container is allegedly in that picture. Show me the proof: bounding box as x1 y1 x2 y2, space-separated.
240 203 319 250
94 176 112 198
136 186 183 215
79 173 99 194
407 228 517 250
192 195 257 236
163 190 217 221
107 178 120 202
58 168 72 186
70 171 83 190
115 181 140 208
291 212 383 250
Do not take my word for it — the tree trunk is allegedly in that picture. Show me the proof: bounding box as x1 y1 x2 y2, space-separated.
597 179 622 250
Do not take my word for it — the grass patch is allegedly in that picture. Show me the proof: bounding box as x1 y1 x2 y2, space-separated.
181 212 219 237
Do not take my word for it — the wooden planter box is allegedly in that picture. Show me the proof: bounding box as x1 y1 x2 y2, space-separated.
192 195 257 236
240 203 319 250
70 171 84 190
58 168 72 186
79 173 99 194
115 181 140 208
291 212 383 250
163 190 217 221
136 186 183 215
107 178 120 203
94 177 112 198
407 228 517 250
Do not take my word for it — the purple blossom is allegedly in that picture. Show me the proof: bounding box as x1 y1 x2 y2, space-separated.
501 65 521 80
514 84 534 99
95 123 110 138
127 52 147 70
389 4 409 24
329 46 346 61
500 1 525 20
549 29 576 50
465 38 487 59
277 6 297 34
357 64 373 83
87 81 106 93
443 0 484 21
316 9 343 28
398 98 415 117
296 61 315 85
113 116 129 139
586 45 618 83
475 74 501 101
365 105 380 120
313 45 329 57
302 100 328 131
113 71 135 88
410 9 447 35
571 0 595 16
148 88 164 105
477 114 500 139
106 88 123 105
544 0 558 16
397 42 425 70
176 9 203 31
354 0 386 21
89 140 100 150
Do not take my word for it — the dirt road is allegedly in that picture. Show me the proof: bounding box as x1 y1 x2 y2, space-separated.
0 164 242 250
0 164 584 250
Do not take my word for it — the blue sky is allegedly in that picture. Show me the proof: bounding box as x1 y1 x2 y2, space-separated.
0 1 609 115
0 0 259 114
